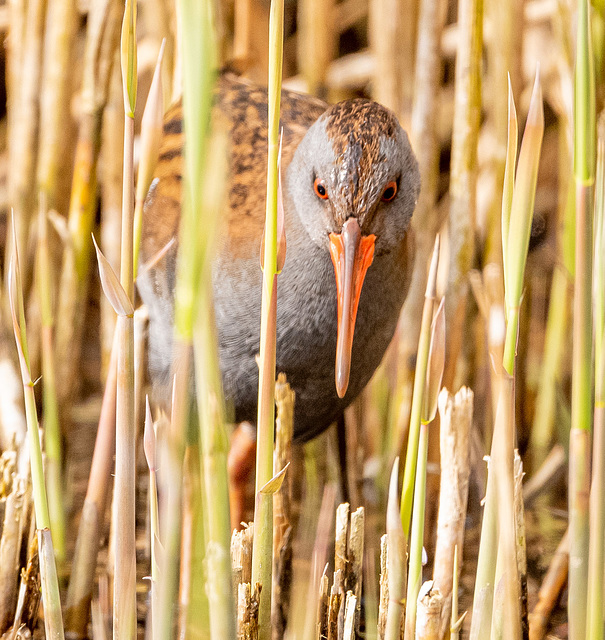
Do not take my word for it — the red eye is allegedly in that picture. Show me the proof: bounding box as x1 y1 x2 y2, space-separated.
381 181 398 202
314 178 329 200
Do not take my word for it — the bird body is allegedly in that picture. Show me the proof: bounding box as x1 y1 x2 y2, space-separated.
138 73 419 442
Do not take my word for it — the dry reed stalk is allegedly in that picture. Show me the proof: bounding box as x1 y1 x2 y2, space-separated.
522 444 566 504
318 571 329 639
237 582 261 640
6 0 46 282
274 373 294 553
513 451 528 638
384 460 405 640
327 570 344 640
297 0 336 97
369 0 416 124
37 0 76 208
443 0 483 388
415 582 443 640
64 331 117 638
342 593 357 640
232 524 255 590
12 533 40 634
347 507 364 630
432 387 473 638
492 374 521 640
55 0 121 409
389 0 445 455
100 62 124 376
335 503 349 577
528 528 569 640
0 478 27 635
377 536 388 640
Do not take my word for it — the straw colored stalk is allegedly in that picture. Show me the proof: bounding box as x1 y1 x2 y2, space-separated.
143 400 160 638
432 387 472 639
0 478 27 634
100 64 125 377
13 533 41 634
400 236 440 536
369 0 416 124
388 0 445 454
36 201 65 565
443 0 482 388
569 1 596 636
384 459 405 640
55 0 121 408
8 251 65 640
274 373 294 551
112 1 138 637
377 536 388 640
64 332 117 638
238 582 261 639
232 524 254 592
343 593 358 640
528 528 569 640
586 122 605 640
133 41 165 277
6 0 46 282
37 0 76 208
492 373 521 640
297 0 336 97
514 452 528 636
251 0 284 634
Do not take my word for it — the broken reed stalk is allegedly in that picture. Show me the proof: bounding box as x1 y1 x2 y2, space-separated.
64 331 117 638
443 0 482 388
36 200 65 566
8 244 65 640
587 118 605 640
251 0 284 635
37 0 76 208
569 0 596 636
400 235 440 537
55 0 121 409
432 387 473 638
388 0 445 457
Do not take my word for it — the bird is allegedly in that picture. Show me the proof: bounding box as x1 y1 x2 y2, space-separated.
137 72 420 450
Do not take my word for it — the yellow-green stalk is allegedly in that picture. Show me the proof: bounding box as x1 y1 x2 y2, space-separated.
569 0 596 636
8 245 65 640
36 199 65 565
133 40 165 278
114 1 137 637
193 131 235 640
404 297 444 639
502 72 543 374
586 118 605 640
251 0 284 636
155 0 217 636
400 235 440 537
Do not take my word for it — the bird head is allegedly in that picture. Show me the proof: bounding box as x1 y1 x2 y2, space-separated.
287 99 420 398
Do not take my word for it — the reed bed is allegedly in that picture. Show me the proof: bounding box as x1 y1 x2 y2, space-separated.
0 0 602 639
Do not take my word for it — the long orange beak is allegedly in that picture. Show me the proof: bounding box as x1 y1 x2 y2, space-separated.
329 218 376 398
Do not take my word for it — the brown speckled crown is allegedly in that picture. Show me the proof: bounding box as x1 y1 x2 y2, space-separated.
323 100 401 227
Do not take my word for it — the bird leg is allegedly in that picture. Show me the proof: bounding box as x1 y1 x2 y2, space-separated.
228 421 257 530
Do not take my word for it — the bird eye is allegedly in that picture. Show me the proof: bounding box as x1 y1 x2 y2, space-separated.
381 181 398 202
314 178 329 200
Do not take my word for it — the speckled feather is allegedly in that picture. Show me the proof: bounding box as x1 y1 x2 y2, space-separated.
138 73 419 442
